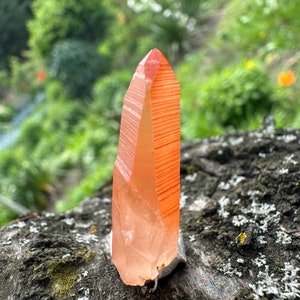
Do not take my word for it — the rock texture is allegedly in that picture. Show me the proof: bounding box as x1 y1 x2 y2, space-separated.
0 124 300 299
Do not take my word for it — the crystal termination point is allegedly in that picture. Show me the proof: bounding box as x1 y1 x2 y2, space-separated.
112 48 180 286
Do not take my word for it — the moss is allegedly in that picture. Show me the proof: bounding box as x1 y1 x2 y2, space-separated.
48 260 78 298
76 248 95 261
47 248 95 298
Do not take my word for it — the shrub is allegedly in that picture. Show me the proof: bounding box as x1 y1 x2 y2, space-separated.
181 60 276 138
13 162 55 211
218 0 300 55
19 81 87 157
28 0 112 57
126 0 213 64
9 53 47 97
49 40 110 98
92 71 131 120
0 0 32 69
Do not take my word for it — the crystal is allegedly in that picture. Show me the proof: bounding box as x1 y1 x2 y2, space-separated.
112 48 180 286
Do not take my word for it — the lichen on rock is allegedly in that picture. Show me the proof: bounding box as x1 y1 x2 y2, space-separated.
0 125 299 299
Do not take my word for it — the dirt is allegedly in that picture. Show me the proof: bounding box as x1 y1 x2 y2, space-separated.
0 120 299 299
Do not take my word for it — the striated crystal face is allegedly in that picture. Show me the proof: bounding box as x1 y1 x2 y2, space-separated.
112 48 180 286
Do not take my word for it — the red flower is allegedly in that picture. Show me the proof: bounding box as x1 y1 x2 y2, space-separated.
37 72 46 82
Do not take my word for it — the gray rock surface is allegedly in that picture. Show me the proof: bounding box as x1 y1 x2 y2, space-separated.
1 125 299 299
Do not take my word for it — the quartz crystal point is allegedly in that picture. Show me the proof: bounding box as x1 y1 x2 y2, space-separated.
112 48 180 286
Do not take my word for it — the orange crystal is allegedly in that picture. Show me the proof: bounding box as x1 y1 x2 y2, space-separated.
112 48 180 286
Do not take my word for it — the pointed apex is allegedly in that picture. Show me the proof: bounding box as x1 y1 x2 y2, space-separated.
112 49 180 286
139 49 170 79
140 48 163 64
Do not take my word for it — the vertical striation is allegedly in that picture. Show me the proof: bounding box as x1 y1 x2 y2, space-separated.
112 48 180 286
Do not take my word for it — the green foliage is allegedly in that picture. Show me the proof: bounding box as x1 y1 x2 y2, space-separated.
151 16 190 64
149 0 213 63
0 70 13 129
179 0 209 18
0 104 14 127
1 0 300 226
0 148 30 222
178 0 300 139
28 0 112 57
1 76 119 214
0 0 32 69
0 204 17 226
61 141 117 211
98 5 153 70
181 60 276 138
0 136 54 214
14 162 55 211
92 71 131 120
101 0 215 68
49 40 110 98
0 69 9 89
218 0 300 55
9 53 46 97
19 80 86 158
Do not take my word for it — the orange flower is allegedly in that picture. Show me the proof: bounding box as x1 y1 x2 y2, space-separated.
277 70 296 87
37 72 46 82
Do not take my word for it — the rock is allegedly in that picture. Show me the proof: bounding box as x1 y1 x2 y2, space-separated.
0 126 300 299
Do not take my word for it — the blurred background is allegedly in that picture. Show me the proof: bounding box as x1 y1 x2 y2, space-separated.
0 0 299 225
